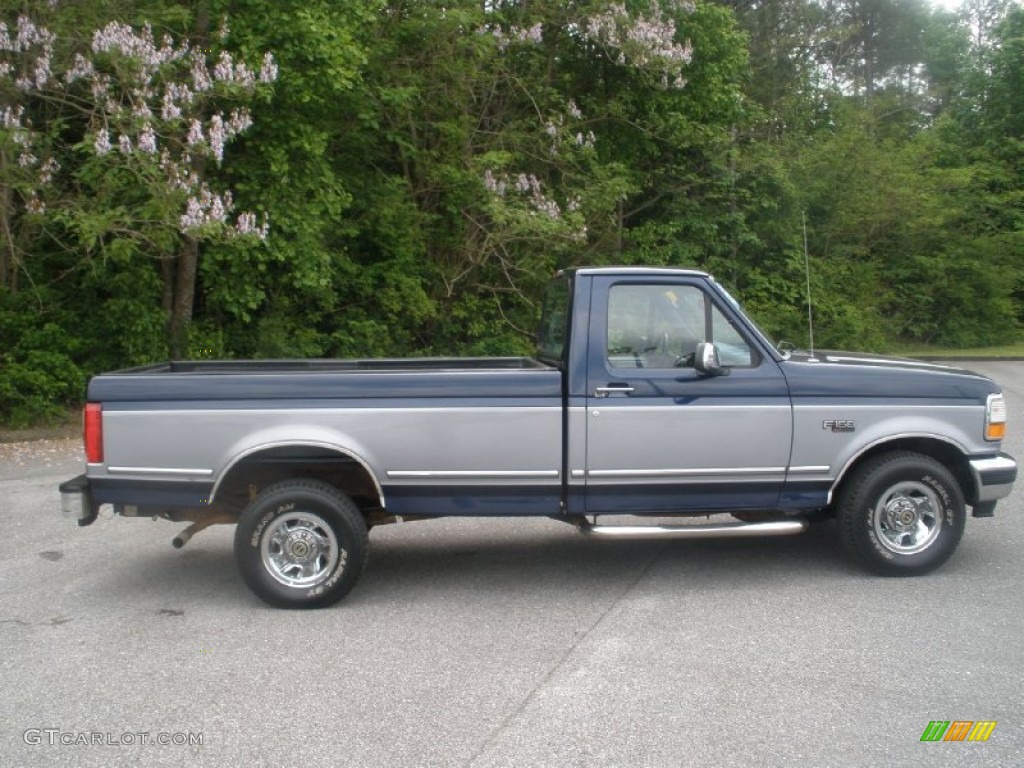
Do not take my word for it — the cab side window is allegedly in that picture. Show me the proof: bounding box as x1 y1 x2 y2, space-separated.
606 284 754 369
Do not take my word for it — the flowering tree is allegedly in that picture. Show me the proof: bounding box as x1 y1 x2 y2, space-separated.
474 1 698 285
327 0 729 353
0 10 276 354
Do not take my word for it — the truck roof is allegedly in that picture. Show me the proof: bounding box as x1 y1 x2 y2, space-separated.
561 266 710 278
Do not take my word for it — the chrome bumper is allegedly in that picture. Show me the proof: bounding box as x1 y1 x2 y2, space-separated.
969 454 1017 504
59 474 98 526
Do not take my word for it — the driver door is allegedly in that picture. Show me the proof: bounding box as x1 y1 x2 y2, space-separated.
583 277 793 514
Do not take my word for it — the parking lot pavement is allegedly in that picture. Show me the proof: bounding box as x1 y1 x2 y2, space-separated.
1 362 1022 768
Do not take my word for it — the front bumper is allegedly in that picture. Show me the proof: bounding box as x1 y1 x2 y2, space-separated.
59 474 98 526
969 453 1017 508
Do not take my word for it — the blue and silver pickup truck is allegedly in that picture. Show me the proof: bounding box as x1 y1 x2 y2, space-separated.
60 267 1017 607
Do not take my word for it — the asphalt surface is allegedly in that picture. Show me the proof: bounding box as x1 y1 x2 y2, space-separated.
1 361 1022 768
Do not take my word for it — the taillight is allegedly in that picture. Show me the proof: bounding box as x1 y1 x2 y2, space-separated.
84 403 103 463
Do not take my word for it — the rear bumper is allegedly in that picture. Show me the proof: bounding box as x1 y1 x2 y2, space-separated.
59 474 98 526
969 453 1017 505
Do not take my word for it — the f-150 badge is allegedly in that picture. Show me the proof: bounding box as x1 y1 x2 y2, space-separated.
823 420 856 432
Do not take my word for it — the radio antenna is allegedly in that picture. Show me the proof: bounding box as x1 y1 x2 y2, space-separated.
802 210 816 360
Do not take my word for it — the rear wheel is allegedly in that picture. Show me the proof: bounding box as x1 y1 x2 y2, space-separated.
234 479 368 608
837 451 965 576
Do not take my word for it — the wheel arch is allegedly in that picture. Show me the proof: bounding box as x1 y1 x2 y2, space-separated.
211 441 386 513
829 435 975 508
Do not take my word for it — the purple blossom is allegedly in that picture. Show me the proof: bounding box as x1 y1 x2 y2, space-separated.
161 87 182 120
491 22 544 50
483 169 507 196
180 184 262 239
534 198 560 219
259 52 278 83
39 156 59 184
180 196 204 230
93 129 111 156
208 113 225 162
213 51 233 82
574 130 596 148
138 123 157 153
233 62 255 88
227 108 252 135
1 105 23 128
186 118 204 146
132 101 153 120
65 53 95 84
191 55 212 92
521 23 543 44
16 16 38 52
6 13 275 236
90 74 110 101
582 1 693 88
33 47 52 87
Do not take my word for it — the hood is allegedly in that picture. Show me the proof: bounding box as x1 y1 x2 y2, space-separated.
786 349 983 376
779 350 998 402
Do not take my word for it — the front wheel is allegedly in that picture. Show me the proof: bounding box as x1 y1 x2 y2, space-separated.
234 479 368 608
837 451 965 576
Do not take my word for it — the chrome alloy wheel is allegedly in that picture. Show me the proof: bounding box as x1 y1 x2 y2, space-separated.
872 480 943 555
260 511 339 588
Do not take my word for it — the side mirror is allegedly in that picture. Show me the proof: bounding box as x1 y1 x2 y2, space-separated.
694 342 729 377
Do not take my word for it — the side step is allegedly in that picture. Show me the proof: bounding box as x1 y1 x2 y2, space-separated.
572 518 808 539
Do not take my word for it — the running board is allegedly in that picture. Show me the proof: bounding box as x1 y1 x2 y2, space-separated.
572 518 808 539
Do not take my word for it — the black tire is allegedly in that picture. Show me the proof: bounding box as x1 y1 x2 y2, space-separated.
837 451 965 576
234 479 368 608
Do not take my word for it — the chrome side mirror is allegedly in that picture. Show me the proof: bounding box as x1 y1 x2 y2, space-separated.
694 342 728 377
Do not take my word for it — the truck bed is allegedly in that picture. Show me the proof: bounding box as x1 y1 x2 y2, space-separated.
87 357 561 402
121 356 549 373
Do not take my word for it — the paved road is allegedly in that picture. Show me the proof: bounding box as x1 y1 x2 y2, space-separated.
1 362 1022 768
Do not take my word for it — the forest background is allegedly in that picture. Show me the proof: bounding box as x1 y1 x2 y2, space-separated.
1 0 1022 425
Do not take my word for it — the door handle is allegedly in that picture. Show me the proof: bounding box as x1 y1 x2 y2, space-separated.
594 385 635 398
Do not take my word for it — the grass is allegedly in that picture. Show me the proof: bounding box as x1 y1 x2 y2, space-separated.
0 409 80 443
884 341 1024 359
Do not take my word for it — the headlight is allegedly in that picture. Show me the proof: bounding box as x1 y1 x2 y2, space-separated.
985 393 1007 441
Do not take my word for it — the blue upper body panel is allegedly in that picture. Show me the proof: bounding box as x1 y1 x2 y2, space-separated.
780 352 998 404
88 359 563 404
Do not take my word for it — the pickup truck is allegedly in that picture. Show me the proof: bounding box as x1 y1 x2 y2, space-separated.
59 267 1018 608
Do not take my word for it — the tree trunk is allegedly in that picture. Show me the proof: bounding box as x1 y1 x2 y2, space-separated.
165 0 211 359
0 151 15 293
161 258 175 316
168 237 198 358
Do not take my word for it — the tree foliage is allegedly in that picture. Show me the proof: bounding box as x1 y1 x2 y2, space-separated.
0 0 1022 425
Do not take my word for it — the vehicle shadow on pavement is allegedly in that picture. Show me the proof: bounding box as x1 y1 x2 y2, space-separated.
79 518 927 609
358 519 851 603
